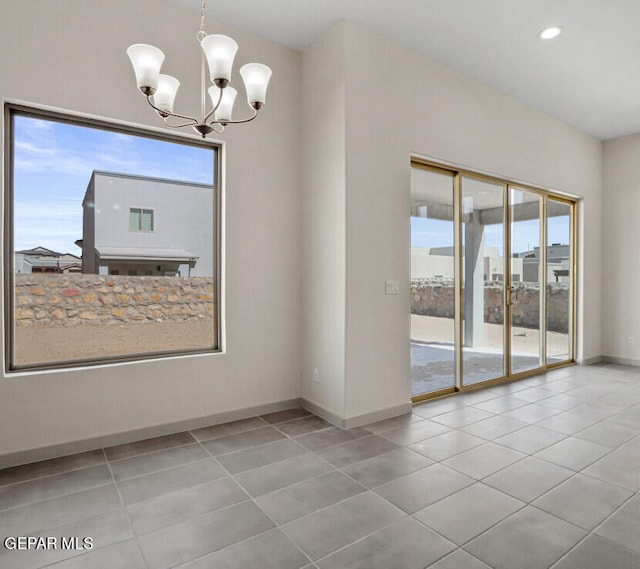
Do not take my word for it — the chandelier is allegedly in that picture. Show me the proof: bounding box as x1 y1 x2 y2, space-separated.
126 0 272 138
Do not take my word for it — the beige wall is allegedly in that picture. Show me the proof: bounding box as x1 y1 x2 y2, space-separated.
301 22 603 424
300 25 347 420
0 0 302 461
1 4 609 461
602 134 640 364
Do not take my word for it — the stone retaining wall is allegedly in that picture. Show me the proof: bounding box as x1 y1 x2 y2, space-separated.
15 274 214 327
411 278 569 333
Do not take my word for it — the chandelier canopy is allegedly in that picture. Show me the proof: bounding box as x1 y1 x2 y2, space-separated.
127 0 272 138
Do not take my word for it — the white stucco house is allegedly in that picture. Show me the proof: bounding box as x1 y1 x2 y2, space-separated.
15 247 82 274
81 171 214 277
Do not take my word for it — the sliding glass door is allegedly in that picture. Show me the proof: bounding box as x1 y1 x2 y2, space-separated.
410 165 456 397
461 176 506 386
546 199 573 365
410 161 575 401
509 187 543 375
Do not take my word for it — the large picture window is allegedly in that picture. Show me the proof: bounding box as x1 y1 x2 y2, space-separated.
5 104 221 371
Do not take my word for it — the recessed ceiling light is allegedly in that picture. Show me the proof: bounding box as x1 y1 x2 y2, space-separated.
538 26 562 40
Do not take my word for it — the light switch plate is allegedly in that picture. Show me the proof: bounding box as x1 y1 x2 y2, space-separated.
385 280 400 294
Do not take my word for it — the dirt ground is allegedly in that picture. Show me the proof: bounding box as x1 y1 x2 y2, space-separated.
14 319 215 366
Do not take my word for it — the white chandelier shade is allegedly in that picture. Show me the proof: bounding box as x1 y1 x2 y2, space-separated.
239 63 272 108
200 34 238 85
126 0 271 138
208 85 237 123
127 44 165 94
153 75 181 114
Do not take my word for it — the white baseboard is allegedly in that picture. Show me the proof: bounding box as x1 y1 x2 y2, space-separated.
601 355 640 367
578 355 603 365
299 398 412 429
0 398 301 470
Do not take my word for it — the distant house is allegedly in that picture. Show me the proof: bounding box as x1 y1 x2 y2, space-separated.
15 247 82 274
81 171 214 277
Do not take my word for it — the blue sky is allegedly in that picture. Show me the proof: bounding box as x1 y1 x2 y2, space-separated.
13 115 215 254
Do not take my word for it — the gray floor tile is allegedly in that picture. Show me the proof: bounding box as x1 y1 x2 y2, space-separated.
44 539 147 569
409 430 485 461
105 432 196 461
0 450 105 487
117 459 227 505
109 443 210 482
200 426 286 455
190 417 267 441
127 477 249 535
552 535 640 569
256 471 366 524
275 415 332 436
594 495 640 554
138 501 275 569
483 456 573 502
457 389 503 405
609 404 640 429
0 464 113 510
536 410 604 435
502 403 562 424
415 483 525 545
316 435 398 468
581 440 640 491
316 516 455 569
464 506 586 569
536 393 584 411
472 395 530 413
363 412 423 434
0 508 133 569
176 528 310 569
442 442 525 479
428 550 492 569
512 386 556 403
235 453 334 496
0 483 121 536
281 492 405 560
261 408 312 424
342 448 433 488
378 419 451 445
495 425 567 454
574 419 639 448
534 437 611 471
0 368 635 569
430 407 495 428
216 438 307 475
374 463 474 514
412 398 467 419
295 427 370 451
459 415 528 440
536 379 575 394
533 473 632 529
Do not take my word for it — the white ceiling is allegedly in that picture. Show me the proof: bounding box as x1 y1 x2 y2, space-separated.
165 0 640 140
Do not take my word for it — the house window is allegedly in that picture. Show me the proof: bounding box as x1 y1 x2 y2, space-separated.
130 208 154 232
5 103 221 372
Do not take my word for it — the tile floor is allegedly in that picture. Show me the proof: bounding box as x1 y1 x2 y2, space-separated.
0 363 638 569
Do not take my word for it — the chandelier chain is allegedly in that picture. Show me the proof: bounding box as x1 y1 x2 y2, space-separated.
200 0 207 35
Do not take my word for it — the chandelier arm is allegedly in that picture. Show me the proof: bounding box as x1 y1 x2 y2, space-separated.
209 108 258 126
162 116 202 129
145 96 199 126
203 86 224 124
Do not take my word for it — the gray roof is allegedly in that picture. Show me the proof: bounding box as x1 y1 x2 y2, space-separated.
95 247 199 262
